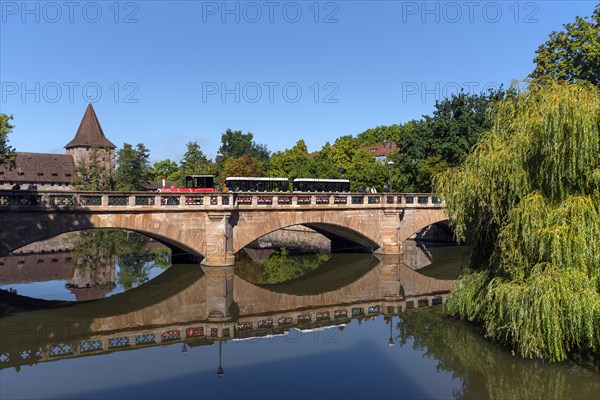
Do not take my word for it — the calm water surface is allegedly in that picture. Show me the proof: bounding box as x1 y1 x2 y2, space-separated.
0 233 598 399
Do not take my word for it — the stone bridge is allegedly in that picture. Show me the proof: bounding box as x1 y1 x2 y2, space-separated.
0 254 454 371
0 190 447 265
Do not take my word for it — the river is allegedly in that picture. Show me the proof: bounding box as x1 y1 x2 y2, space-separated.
0 231 598 399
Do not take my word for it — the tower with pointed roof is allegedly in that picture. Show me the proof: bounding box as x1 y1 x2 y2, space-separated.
65 103 116 171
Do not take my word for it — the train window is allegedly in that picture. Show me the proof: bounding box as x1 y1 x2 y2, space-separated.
185 175 214 189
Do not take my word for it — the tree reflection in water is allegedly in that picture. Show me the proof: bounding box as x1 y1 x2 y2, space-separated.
69 229 171 290
236 247 330 284
397 308 600 400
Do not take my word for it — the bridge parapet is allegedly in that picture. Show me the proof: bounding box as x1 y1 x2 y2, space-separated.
0 190 444 211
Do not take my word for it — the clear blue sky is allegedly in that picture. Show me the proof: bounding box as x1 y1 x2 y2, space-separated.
0 0 596 163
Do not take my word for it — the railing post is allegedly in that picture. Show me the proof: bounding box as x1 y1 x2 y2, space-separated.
8 192 18 207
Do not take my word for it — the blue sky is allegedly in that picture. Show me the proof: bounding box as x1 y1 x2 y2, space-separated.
0 0 596 163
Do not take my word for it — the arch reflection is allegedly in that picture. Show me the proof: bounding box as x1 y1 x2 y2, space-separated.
0 254 453 371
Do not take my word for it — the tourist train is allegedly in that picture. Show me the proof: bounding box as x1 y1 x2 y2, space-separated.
159 175 351 193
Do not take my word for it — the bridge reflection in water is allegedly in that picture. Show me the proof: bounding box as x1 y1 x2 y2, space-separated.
0 252 453 372
1 246 598 400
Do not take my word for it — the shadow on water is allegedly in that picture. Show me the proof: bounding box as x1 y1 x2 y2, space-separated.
403 240 469 280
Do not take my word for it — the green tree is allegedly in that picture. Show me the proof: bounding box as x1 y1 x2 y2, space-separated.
330 135 358 167
183 141 211 174
347 149 389 191
72 147 115 191
267 140 314 180
219 129 270 160
391 88 511 192
423 89 508 166
115 143 152 191
312 142 340 179
415 155 450 192
221 154 263 180
530 5 600 86
356 124 403 147
0 114 16 169
150 159 180 182
436 83 600 361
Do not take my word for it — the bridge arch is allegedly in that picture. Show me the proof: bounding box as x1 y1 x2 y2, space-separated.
232 210 382 253
0 211 208 259
399 209 448 245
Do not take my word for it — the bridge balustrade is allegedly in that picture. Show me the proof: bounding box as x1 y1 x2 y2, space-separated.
277 196 292 205
108 196 129 206
0 190 444 210
81 195 102 206
135 196 155 206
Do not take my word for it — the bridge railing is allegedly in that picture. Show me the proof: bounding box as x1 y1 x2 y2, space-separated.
0 190 444 210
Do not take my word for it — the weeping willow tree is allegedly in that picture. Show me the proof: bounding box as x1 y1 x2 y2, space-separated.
435 83 600 362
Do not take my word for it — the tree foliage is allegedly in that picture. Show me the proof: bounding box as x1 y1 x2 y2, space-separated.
355 124 403 147
0 114 16 169
330 135 358 168
311 142 341 179
115 143 152 191
400 88 511 191
422 89 510 166
530 5 600 86
221 154 263 180
72 147 115 191
150 159 180 182
436 83 600 361
267 139 314 180
346 149 389 191
183 141 211 174
351 88 511 192
219 129 270 160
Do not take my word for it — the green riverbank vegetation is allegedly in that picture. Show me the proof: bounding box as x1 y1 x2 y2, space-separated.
436 82 599 362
